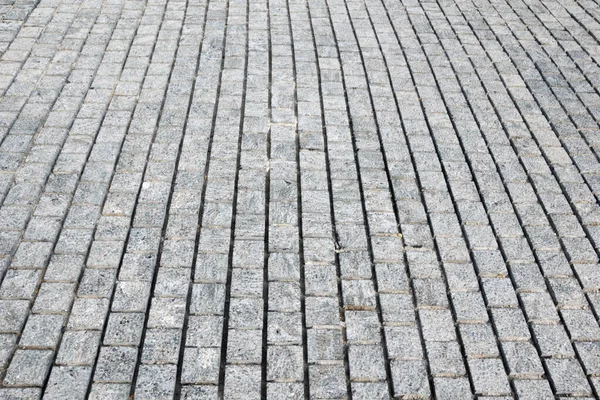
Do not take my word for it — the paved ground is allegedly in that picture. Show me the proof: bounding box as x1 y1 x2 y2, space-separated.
0 0 600 397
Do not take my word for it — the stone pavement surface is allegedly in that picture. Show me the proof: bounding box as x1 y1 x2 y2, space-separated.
1 0 600 397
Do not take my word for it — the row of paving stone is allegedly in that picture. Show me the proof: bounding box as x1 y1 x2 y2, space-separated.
1 0 600 397
0 0 41 55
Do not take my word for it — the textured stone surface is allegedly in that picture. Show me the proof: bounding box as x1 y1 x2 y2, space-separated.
0 0 599 396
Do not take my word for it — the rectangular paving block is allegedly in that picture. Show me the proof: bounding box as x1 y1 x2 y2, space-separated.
0 0 598 396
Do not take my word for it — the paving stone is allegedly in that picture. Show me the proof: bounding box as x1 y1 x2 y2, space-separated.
348 344 387 381
20 314 64 349
491 308 531 341
468 358 512 396
227 329 262 364
180 385 218 399
308 328 344 362
575 342 600 376
0 333 16 368
11 241 52 268
562 309 600 341
0 299 29 333
267 345 304 382
56 330 101 366
3 349 53 386
426 341 466 377
501 341 544 378
148 297 186 329
1 0 599 395
32 282 74 313
141 328 181 364
513 379 554 400
345 310 380 343
228 297 263 329
268 312 302 344
349 382 387 399
546 358 592 396
390 359 430 397
43 366 92 400
434 377 472 400
223 365 261 399
532 323 574 358
0 269 41 299
419 309 456 342
305 264 338 297
309 364 347 399
134 364 176 400
112 280 151 312
94 346 137 383
104 312 145 346
386 325 424 360
181 347 220 385
0 388 41 400
45 254 85 282
88 383 130 400
77 268 116 298
68 297 109 330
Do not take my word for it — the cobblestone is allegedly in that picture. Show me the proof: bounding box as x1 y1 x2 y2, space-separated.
0 0 599 396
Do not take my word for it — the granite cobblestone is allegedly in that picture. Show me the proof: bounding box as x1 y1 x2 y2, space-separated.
1 0 600 396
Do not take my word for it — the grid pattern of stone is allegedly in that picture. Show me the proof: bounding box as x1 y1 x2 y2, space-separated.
0 0 600 397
